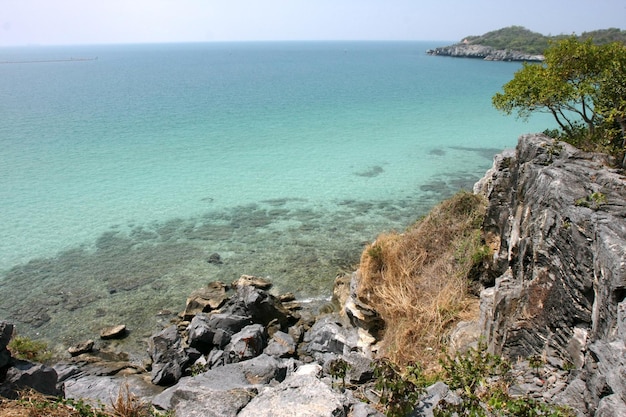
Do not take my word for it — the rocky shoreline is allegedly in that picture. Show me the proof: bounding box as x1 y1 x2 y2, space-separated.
1 134 625 416
427 43 544 62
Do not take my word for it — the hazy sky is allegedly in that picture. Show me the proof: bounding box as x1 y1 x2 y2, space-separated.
1 0 625 46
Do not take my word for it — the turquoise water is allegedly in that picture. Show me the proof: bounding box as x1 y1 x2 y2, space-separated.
0 42 552 356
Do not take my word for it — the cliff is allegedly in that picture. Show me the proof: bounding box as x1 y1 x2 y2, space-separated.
427 43 544 61
474 134 626 416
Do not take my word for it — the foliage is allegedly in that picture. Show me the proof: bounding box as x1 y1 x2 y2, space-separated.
328 358 351 390
357 191 487 368
374 359 427 417
463 26 626 55
435 344 574 417
575 192 607 210
8 335 53 363
493 37 626 166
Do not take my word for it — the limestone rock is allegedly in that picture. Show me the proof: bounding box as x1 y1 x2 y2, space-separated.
100 324 127 340
427 43 544 62
182 281 228 320
475 134 626 415
232 274 273 290
68 339 94 356
237 374 350 417
264 330 296 358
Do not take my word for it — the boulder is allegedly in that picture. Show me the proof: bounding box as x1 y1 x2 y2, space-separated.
187 312 253 352
68 339 94 356
0 321 13 350
152 354 286 416
237 286 292 328
232 274 273 290
148 326 189 386
182 281 228 320
264 330 296 358
100 324 127 340
64 373 162 406
0 360 60 399
237 374 350 417
302 315 359 361
224 324 266 364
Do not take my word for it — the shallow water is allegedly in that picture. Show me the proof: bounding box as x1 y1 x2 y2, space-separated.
0 42 552 357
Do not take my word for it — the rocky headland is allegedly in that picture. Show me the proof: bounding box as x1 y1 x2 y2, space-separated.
1 134 625 416
427 43 544 61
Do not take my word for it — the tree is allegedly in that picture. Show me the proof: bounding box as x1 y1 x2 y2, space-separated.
492 37 626 166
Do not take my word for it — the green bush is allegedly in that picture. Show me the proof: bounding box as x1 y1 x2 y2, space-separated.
8 335 53 363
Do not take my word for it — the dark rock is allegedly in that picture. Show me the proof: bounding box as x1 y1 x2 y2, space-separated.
237 286 292 328
100 324 127 340
207 252 223 264
0 360 60 399
148 326 189 386
0 321 14 350
182 281 228 320
187 312 253 352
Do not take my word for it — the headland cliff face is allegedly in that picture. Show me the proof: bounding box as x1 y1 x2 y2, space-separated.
474 134 626 416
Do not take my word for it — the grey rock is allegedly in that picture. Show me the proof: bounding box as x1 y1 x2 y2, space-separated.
187 312 252 352
264 330 296 358
64 373 162 406
474 134 626 415
427 43 544 62
0 360 60 399
303 315 359 359
152 354 285 416
350 402 385 417
224 324 266 364
596 394 626 417
148 325 189 386
237 374 350 417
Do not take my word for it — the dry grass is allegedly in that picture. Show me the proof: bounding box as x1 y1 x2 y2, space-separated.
357 191 488 370
0 383 155 417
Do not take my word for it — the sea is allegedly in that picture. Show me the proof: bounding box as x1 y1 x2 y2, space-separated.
0 41 553 358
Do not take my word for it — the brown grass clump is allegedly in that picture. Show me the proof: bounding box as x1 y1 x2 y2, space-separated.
357 191 488 370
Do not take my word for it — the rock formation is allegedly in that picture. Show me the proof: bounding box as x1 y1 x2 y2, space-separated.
474 134 626 416
427 43 544 61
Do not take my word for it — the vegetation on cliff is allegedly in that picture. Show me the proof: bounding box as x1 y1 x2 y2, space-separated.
357 191 488 368
463 26 626 55
492 37 626 166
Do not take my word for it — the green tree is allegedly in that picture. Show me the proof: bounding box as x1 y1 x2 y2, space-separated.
492 37 626 166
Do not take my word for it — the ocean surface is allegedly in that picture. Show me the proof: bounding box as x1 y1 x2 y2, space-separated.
0 41 552 357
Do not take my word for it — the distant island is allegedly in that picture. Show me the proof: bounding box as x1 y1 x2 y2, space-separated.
427 26 626 61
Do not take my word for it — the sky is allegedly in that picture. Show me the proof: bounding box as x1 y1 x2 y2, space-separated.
1 0 625 47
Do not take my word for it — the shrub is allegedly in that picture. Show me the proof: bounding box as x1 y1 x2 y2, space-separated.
8 335 53 363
